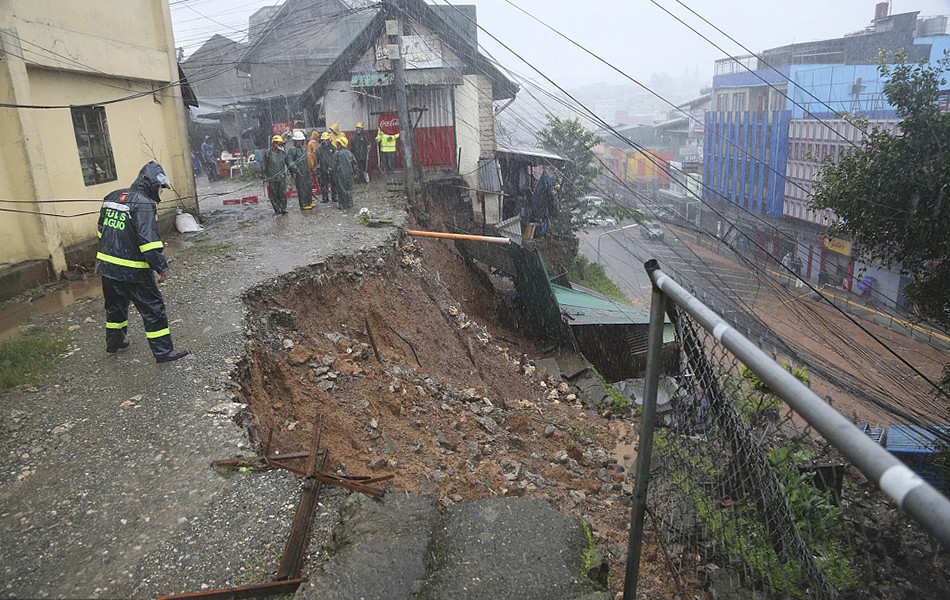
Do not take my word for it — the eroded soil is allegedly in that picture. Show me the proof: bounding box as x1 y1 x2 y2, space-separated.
234 234 680 597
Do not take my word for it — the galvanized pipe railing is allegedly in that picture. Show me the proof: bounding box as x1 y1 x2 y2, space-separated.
624 259 950 599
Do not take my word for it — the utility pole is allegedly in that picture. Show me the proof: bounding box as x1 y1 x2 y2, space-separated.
386 6 416 206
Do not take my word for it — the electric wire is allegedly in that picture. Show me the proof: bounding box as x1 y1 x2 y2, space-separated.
436 0 950 408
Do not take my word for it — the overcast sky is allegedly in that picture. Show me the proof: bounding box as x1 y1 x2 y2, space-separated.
171 0 950 90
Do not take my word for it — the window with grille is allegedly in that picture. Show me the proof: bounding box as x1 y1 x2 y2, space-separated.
71 106 117 186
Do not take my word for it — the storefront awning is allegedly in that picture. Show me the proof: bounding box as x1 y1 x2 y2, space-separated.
351 69 463 88
496 145 566 166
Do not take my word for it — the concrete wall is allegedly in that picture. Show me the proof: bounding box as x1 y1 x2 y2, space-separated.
0 0 196 299
454 74 483 191
325 80 365 129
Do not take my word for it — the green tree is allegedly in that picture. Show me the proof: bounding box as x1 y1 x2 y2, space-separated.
536 116 605 233
810 52 950 326
809 50 950 392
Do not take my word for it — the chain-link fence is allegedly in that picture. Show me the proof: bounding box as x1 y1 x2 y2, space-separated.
625 262 950 600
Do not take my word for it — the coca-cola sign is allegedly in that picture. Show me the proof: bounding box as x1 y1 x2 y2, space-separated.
378 114 400 136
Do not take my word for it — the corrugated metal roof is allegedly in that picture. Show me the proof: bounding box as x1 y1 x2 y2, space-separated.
477 159 502 193
552 284 651 326
885 425 950 454
496 145 566 165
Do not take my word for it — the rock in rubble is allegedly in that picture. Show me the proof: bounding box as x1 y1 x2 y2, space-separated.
435 429 457 451
478 416 500 435
287 344 311 365
268 307 298 330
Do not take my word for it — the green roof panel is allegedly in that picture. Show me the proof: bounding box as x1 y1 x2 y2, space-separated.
551 284 651 326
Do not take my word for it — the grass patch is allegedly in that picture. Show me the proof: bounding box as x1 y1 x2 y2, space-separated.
567 255 632 306
193 240 233 255
0 332 70 391
553 418 601 444
590 365 632 415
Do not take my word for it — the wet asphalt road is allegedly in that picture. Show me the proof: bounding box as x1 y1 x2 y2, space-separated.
578 221 763 315
0 178 405 599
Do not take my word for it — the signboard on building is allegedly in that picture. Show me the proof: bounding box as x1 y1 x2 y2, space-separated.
403 35 442 69
378 113 400 136
689 110 705 134
272 122 293 138
821 235 852 256
375 35 443 71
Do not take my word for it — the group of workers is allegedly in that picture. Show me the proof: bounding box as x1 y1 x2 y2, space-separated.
262 121 390 216
91 121 402 364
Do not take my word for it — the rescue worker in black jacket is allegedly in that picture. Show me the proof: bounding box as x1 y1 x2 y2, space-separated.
315 132 334 204
263 135 297 215
96 161 190 363
351 122 371 184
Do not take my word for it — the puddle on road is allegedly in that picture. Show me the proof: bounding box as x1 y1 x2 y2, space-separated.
0 278 101 340
0 240 191 340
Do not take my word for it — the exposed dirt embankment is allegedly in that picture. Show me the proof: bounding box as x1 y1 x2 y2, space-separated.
234 235 679 597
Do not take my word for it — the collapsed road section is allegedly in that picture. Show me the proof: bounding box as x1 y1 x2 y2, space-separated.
222 233 682 597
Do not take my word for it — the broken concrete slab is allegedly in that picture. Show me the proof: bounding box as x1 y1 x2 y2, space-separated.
417 496 609 600
298 494 609 600
535 357 564 382
555 351 590 380
297 493 439 600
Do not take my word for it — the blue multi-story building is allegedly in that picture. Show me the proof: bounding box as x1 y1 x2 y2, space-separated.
704 5 949 308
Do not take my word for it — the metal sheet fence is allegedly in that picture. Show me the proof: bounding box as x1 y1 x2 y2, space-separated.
628 262 950 599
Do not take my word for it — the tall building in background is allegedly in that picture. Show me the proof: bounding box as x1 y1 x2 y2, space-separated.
703 4 949 309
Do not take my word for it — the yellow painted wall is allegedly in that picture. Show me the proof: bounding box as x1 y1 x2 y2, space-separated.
12 1 170 81
0 0 196 287
26 68 194 250
0 60 48 267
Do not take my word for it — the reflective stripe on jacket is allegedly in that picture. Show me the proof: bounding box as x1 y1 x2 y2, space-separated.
376 132 399 152
95 163 169 283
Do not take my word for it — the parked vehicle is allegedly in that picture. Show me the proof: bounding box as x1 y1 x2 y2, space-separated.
585 213 616 227
641 221 664 240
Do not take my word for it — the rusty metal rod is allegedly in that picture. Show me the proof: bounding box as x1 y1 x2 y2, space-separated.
365 318 383 363
355 473 394 485
319 471 394 485
407 230 511 244
156 578 302 600
264 428 274 457
276 452 328 580
266 459 309 477
389 325 421 367
311 472 384 497
212 451 312 469
306 416 323 477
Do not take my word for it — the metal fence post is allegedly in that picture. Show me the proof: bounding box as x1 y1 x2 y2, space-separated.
648 264 950 549
623 259 667 600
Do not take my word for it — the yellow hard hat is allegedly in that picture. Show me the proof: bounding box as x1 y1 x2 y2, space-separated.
356 122 364 129
339 137 349 148
271 135 284 144
321 132 331 140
